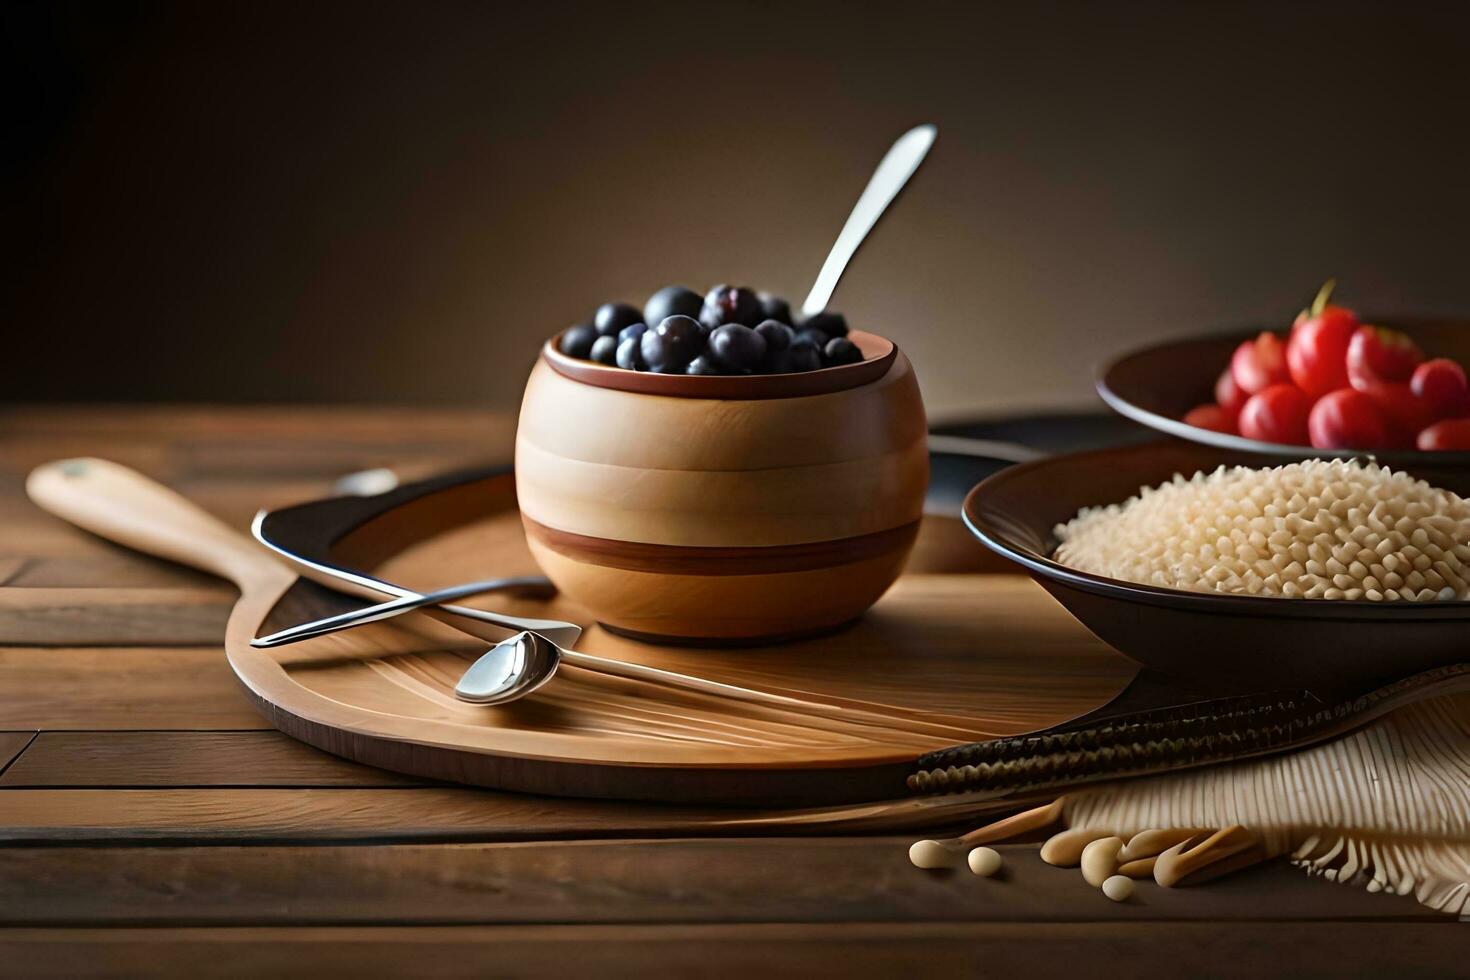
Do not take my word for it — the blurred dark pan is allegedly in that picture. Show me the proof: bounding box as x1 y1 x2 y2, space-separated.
963 440 1470 692
1097 317 1470 468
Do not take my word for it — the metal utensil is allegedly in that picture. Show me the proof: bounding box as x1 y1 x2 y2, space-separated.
449 629 982 740
250 511 583 649
454 630 561 704
250 575 570 649
252 493 973 729
801 123 936 317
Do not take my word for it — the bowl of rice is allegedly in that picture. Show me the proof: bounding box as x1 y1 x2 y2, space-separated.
963 441 1470 690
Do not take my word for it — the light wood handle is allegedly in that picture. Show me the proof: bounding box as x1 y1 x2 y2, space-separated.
26 458 275 588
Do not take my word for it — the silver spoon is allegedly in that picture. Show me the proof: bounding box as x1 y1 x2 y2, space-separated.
250 512 583 649
801 123 936 317
455 629 561 704
452 631 981 744
250 576 577 650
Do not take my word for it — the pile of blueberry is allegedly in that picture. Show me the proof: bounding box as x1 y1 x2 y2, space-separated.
558 285 864 375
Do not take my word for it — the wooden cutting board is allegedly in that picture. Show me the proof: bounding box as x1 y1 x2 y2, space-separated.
29 460 1137 806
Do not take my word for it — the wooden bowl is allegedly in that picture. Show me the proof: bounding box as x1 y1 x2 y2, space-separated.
963 440 1470 692
515 330 929 643
1097 318 1470 468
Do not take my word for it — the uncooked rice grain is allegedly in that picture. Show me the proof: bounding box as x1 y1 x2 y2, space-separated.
1053 459 1470 600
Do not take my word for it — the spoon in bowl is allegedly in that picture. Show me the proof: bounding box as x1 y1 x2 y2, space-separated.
452 124 940 705
801 123 936 317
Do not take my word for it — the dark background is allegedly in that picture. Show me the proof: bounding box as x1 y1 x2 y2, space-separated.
5 0 1470 422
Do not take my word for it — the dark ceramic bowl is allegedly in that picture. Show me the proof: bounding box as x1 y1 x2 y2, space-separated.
963 440 1470 692
1097 318 1470 468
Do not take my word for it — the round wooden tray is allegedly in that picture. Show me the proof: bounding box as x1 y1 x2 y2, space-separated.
236 465 1136 804
38 441 1460 812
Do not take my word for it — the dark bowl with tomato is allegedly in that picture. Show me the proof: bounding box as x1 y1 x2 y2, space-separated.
963 439 1470 694
1098 317 1470 468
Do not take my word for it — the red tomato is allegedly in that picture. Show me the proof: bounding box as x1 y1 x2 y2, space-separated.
1230 333 1291 395
1292 302 1356 333
1214 368 1248 416
1409 358 1470 420
1238 384 1313 445
1355 380 1432 448
1183 403 1236 434
1308 389 1389 449
1286 306 1357 397
1346 326 1424 388
1417 418 1470 451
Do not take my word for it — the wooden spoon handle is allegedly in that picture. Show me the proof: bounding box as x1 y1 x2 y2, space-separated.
26 458 276 589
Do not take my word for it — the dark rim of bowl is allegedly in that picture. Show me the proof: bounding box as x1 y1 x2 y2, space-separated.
543 330 897 400
961 442 1470 620
1095 325 1470 467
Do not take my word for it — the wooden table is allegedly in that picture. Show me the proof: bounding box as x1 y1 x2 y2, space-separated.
0 406 1459 979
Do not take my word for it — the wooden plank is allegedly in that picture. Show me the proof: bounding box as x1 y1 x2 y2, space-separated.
0 649 268 730
0 732 425 788
0 788 769 844
0 404 517 445
0 733 34 776
0 922 1459 979
0 589 231 646
3 556 224 589
0 842 1434 927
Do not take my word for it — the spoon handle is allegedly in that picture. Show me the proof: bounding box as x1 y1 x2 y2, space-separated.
250 576 567 648
558 648 990 743
801 123 937 317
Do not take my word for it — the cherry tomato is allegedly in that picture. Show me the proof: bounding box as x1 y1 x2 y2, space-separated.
1230 332 1291 395
1286 306 1357 397
1183 403 1236 434
1355 380 1433 448
1214 367 1248 417
1238 384 1313 445
1417 418 1470 451
1292 301 1356 333
1346 325 1424 388
1409 358 1470 420
1308 388 1389 449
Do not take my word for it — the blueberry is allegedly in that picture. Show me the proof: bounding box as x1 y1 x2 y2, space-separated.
616 335 646 371
789 343 823 372
769 342 823 374
758 292 792 325
643 286 703 327
700 284 761 329
754 319 793 353
801 311 848 338
618 322 648 346
560 324 598 359
708 324 767 372
590 335 619 365
594 302 643 337
823 336 862 366
641 315 702 372
685 354 723 375
793 327 829 350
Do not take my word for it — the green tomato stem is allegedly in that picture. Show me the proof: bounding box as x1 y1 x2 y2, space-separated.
1310 279 1337 317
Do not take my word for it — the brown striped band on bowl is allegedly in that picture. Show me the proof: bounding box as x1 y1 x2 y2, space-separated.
522 516 921 575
